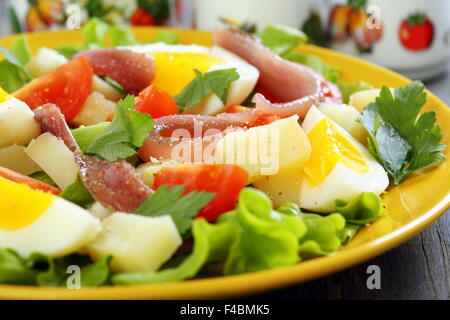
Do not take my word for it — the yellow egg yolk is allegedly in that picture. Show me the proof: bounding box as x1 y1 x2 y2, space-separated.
150 52 222 96
303 118 369 186
0 86 12 103
0 178 53 230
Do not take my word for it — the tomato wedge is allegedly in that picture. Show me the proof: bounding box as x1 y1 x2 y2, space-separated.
14 56 93 122
134 84 179 118
153 164 248 221
0 166 60 195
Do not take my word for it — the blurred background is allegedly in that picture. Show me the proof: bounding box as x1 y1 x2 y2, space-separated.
0 0 449 80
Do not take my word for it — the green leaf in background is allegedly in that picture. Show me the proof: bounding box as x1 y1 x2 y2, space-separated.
151 30 179 45
60 175 94 207
82 18 109 49
72 122 110 153
301 11 327 47
298 213 345 259
258 24 308 56
10 37 31 66
9 7 23 34
85 95 154 161
134 185 215 235
112 218 211 285
108 26 139 46
282 51 340 83
174 68 240 111
337 80 374 103
0 40 33 93
56 46 81 59
29 171 58 188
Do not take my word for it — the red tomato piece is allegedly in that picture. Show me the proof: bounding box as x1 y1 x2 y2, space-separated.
14 56 93 122
0 166 60 195
131 8 155 26
135 84 179 118
153 164 248 221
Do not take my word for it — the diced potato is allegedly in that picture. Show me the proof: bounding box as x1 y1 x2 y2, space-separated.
25 133 78 189
26 47 68 77
318 103 367 143
71 92 116 126
348 88 395 112
88 202 114 220
86 213 182 273
0 98 41 148
206 116 311 183
136 159 179 188
253 169 303 208
92 75 124 101
0 145 40 175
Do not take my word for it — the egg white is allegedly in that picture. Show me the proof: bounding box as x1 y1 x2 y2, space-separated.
0 196 101 258
300 106 389 213
123 43 260 115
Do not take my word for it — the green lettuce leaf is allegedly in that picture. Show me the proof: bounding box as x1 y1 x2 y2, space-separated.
337 223 361 244
151 30 179 44
0 249 37 285
60 175 94 207
337 80 373 103
298 213 346 259
29 171 58 187
72 122 110 153
282 51 340 83
10 37 31 66
258 24 308 56
108 26 139 47
0 249 111 287
335 192 384 225
224 188 306 275
0 39 32 92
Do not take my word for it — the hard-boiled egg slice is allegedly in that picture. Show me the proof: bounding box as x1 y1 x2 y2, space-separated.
0 177 101 258
123 43 259 115
299 106 388 212
0 87 40 148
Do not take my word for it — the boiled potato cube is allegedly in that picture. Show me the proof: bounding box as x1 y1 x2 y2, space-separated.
86 213 182 273
0 145 40 175
25 133 79 189
348 88 395 112
26 47 68 77
71 92 116 126
0 98 41 148
92 76 124 101
253 169 303 208
318 103 367 143
207 116 311 183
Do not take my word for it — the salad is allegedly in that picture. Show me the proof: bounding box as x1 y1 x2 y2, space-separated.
0 20 445 287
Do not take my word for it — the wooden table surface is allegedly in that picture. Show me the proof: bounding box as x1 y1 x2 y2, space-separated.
253 68 450 300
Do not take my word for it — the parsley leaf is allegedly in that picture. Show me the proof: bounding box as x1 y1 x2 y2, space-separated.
359 81 445 184
134 185 215 235
85 95 153 161
174 68 240 112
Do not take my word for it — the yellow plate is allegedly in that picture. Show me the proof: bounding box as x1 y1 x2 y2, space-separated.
0 28 449 300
